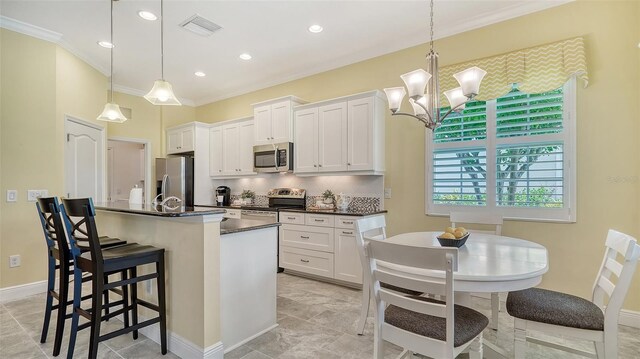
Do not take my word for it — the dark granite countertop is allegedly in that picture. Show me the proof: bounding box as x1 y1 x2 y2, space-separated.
220 218 281 235
279 208 387 217
95 202 226 217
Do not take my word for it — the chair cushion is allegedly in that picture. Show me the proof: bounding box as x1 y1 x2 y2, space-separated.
384 296 488 347
506 288 604 331
381 282 422 296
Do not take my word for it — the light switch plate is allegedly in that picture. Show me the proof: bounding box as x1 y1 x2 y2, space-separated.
27 189 48 202
6 190 17 202
384 187 392 199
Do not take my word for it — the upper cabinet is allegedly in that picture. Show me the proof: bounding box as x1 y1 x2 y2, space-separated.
166 125 195 154
293 91 385 175
210 117 256 178
253 96 306 146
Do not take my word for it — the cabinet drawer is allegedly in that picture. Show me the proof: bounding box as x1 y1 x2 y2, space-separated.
305 214 335 227
335 216 357 229
224 209 241 219
280 246 334 279
279 212 305 225
280 224 334 252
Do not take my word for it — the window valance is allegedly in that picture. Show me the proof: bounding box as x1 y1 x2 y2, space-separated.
440 37 588 103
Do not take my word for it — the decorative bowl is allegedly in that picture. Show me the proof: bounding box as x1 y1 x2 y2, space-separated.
437 233 469 248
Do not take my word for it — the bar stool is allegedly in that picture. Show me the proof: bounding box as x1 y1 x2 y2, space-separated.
36 197 128 357
60 197 168 359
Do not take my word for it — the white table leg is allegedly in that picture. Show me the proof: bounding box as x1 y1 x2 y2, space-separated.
357 279 370 335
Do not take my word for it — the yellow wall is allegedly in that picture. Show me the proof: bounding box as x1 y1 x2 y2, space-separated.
0 29 195 288
196 1 640 311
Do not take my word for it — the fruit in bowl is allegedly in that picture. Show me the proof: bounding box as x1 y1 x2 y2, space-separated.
439 227 468 240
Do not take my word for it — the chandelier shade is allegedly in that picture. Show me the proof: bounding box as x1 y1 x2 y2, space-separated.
400 69 432 100
383 87 406 113
443 87 466 112
453 66 487 98
97 103 128 123
144 80 182 105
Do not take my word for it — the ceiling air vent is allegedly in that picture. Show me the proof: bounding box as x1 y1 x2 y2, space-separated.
179 14 222 37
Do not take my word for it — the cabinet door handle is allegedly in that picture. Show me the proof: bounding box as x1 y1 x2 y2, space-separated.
300 259 310 263
348 163 351 166
313 164 317 167
314 219 324 222
342 231 353 235
318 164 322 167
219 169 222 172
300 236 310 239
287 217 297 220
344 221 353 225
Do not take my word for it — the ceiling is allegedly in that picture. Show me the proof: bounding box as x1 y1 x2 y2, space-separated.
0 1 570 106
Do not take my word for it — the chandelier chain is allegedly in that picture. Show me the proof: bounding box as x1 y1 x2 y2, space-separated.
109 0 114 102
160 0 164 80
429 0 434 52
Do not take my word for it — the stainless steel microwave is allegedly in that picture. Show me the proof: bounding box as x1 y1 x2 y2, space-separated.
253 142 294 173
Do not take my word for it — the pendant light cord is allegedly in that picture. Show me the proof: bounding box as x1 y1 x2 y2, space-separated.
160 0 164 80
109 0 114 103
429 0 434 53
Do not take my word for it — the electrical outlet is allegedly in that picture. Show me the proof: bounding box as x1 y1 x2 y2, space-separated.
27 189 49 202
384 187 392 199
9 255 21 268
6 190 17 202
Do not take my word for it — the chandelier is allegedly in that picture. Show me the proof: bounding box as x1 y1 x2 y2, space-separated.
97 0 127 123
383 0 486 130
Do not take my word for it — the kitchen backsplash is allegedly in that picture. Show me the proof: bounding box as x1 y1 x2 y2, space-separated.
216 174 384 209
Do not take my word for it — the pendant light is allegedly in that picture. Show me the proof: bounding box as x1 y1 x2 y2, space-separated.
97 0 128 123
144 0 181 105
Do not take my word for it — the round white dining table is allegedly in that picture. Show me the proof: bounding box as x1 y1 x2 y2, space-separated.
359 232 549 359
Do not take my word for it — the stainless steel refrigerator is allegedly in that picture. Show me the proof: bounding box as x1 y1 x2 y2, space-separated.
156 156 194 207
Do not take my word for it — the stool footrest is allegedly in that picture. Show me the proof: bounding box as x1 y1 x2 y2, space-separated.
104 273 157 291
137 299 160 312
99 317 161 342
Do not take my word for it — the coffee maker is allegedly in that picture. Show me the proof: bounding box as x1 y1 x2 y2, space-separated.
215 186 231 206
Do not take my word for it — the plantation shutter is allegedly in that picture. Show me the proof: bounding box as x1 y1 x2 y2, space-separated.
432 148 487 206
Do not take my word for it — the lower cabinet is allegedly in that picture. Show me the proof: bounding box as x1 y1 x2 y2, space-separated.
279 212 380 285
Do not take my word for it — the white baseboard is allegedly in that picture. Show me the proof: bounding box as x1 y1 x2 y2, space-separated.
0 280 48 303
136 316 224 359
223 323 278 354
619 309 640 329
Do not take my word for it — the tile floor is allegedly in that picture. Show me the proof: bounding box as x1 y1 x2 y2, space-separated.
1 273 639 358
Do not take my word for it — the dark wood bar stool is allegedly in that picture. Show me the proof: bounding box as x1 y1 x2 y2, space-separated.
36 197 128 357
60 197 167 359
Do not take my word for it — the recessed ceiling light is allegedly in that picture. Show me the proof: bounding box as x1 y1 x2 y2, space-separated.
97 41 114 48
239 53 252 60
138 10 157 21
194 71 206 77
308 24 323 33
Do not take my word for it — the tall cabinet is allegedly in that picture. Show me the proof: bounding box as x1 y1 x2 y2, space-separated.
294 91 385 175
253 96 306 146
210 117 256 178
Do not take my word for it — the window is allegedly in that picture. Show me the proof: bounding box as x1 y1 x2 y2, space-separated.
426 79 576 222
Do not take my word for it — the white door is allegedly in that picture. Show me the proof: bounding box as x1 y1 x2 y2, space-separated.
253 105 272 145
318 102 348 172
209 126 223 176
65 118 105 201
334 229 363 284
238 120 255 174
222 124 240 175
271 101 291 143
294 108 318 173
347 97 374 171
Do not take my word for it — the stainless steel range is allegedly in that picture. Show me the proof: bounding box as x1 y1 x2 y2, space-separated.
239 188 306 272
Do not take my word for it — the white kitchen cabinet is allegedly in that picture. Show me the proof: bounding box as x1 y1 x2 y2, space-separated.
318 102 348 172
294 108 318 173
253 96 306 146
279 211 384 285
293 91 385 175
166 125 195 154
210 117 256 178
209 126 223 176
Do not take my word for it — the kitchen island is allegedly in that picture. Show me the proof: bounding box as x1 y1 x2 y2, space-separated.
94 203 279 359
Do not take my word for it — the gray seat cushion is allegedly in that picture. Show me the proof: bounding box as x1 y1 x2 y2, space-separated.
384 296 488 347
506 288 604 331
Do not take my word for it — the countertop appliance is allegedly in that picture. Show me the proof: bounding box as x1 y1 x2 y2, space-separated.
216 186 231 206
156 156 194 207
253 142 293 173
239 187 306 272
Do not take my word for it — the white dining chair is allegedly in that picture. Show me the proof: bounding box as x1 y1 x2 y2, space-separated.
507 229 640 359
363 237 488 359
450 211 503 330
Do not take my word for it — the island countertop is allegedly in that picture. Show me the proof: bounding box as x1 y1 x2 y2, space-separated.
220 218 280 235
94 202 226 217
